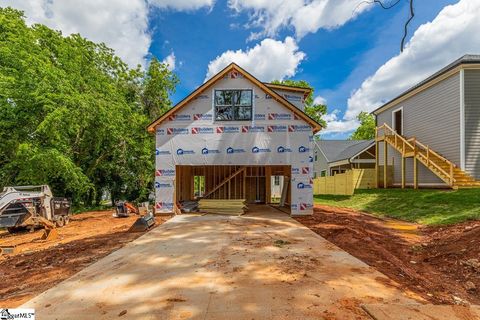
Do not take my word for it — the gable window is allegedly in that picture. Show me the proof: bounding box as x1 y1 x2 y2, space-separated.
214 89 252 121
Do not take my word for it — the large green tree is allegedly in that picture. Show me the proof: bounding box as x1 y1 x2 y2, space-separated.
350 111 376 140
0 8 177 206
271 79 327 128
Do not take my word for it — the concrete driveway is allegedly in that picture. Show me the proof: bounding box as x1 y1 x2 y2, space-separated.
22 205 420 319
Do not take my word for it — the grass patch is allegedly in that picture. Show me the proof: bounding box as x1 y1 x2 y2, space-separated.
314 188 480 225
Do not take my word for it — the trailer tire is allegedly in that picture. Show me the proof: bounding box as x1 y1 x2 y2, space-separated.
55 216 65 227
7 227 18 234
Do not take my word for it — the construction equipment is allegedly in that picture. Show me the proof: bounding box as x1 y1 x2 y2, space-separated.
113 201 139 218
0 185 71 234
128 211 156 232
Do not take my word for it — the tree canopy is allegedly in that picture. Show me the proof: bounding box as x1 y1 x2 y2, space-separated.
350 111 376 140
271 79 327 128
0 8 178 206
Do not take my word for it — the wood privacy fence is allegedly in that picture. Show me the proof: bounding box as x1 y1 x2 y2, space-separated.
313 168 390 195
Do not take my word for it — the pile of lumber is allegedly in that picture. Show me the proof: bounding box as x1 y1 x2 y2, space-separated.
198 199 247 216
180 200 199 213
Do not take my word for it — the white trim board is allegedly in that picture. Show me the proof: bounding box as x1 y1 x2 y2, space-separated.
391 106 404 135
460 69 465 170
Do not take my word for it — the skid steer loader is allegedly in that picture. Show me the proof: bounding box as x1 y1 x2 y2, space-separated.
0 185 71 237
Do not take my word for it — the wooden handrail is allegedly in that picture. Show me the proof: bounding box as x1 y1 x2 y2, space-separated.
377 123 415 150
377 123 456 186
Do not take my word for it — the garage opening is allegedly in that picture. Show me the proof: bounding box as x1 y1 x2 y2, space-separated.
175 165 291 212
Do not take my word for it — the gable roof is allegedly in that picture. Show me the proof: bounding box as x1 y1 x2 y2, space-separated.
146 63 322 133
263 82 312 100
314 139 374 163
373 54 480 115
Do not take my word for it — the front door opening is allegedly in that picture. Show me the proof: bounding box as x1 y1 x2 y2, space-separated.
393 108 403 135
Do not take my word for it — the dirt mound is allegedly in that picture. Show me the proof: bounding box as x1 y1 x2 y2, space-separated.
295 205 480 305
0 210 169 307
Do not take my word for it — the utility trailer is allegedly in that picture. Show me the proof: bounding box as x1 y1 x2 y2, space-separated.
0 185 71 233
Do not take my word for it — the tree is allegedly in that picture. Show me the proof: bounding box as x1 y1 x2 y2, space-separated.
142 58 178 120
350 111 375 140
0 8 177 206
271 79 327 128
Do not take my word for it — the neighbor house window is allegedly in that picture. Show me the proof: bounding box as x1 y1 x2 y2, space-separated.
320 170 327 177
214 89 252 121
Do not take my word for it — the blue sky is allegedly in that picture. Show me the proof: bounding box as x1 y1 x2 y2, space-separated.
4 0 479 138
147 0 458 138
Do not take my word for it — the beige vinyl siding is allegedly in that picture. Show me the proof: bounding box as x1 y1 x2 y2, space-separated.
464 69 480 180
376 72 461 186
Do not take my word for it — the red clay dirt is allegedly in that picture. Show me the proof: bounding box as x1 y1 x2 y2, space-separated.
295 205 480 306
0 210 169 308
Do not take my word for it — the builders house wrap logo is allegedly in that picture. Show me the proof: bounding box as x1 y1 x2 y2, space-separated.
155 181 173 189
268 113 291 120
155 169 175 177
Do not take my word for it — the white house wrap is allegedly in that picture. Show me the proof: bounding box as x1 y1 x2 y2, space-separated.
148 64 321 216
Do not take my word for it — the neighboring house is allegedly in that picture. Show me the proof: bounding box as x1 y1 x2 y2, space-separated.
313 140 375 177
373 55 480 188
147 63 322 216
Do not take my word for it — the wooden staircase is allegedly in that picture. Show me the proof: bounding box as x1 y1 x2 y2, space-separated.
376 123 480 188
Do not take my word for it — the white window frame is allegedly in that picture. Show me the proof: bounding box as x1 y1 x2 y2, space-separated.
391 106 404 135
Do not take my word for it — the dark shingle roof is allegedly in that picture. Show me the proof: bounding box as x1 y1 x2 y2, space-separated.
315 140 374 163
372 54 480 115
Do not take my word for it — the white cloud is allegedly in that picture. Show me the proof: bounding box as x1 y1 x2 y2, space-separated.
2 0 150 68
1 0 214 67
228 0 369 40
313 95 327 105
321 109 359 134
162 52 176 71
347 0 480 120
205 36 305 81
148 0 214 10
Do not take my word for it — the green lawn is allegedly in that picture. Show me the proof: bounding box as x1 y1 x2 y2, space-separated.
313 188 480 225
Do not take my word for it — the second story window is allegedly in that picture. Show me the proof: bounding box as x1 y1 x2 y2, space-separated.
214 89 252 121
